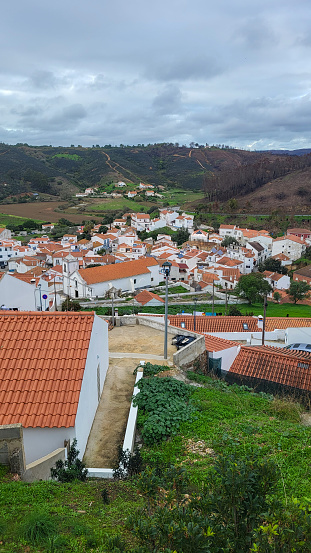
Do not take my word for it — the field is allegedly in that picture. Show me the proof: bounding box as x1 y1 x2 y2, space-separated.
0 202 101 224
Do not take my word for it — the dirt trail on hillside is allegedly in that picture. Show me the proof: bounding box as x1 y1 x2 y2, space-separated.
83 324 176 468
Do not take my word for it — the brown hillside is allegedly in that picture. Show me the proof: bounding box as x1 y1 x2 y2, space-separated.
238 167 311 213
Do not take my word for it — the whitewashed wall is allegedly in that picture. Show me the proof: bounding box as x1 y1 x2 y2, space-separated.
74 315 109 457
23 427 75 465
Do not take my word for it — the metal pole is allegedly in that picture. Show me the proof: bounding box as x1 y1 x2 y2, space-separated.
111 292 115 327
194 298 197 331
212 278 215 315
164 270 169 359
225 284 228 315
39 284 42 311
54 277 57 311
262 294 267 346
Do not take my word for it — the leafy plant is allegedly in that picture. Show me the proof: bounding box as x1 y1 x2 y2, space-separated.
133 377 196 444
113 445 143 480
50 439 88 482
133 361 169 377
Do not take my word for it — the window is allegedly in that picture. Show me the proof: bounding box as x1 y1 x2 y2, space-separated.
151 278 153 281
242 323 249 330
134 279 136 284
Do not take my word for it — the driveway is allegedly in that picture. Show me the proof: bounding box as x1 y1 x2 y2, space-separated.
83 323 176 468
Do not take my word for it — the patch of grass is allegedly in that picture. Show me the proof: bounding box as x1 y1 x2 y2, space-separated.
20 510 57 546
144 380 311 500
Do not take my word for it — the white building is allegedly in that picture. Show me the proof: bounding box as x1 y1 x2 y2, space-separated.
0 311 109 465
63 257 160 299
272 234 307 261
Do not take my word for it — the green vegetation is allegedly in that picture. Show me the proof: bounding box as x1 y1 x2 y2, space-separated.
1 369 311 551
288 280 311 304
53 153 81 161
88 301 311 317
0 213 44 228
235 273 273 304
50 439 88 482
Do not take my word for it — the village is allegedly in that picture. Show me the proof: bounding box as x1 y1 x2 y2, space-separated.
1 205 311 485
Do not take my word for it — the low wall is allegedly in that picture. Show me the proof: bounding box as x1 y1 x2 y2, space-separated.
122 369 144 453
22 448 66 482
0 424 26 475
173 334 206 369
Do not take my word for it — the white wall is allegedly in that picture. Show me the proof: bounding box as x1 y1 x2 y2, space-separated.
210 345 240 375
285 327 311 346
0 274 36 310
74 315 109 457
23 427 75 465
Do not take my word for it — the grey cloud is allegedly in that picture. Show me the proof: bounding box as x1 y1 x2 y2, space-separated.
146 56 224 82
152 85 182 115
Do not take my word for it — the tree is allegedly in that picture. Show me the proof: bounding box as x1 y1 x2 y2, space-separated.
98 225 108 234
175 228 190 246
258 257 288 275
221 236 239 247
288 280 311 304
235 273 272 304
273 291 281 303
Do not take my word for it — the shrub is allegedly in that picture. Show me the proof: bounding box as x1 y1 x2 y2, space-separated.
133 362 170 377
113 445 143 480
50 439 88 482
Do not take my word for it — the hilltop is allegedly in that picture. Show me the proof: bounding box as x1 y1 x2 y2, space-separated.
0 143 311 216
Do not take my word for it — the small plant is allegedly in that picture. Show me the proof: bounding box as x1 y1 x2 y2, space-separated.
101 487 110 504
133 361 169 377
50 439 88 482
20 510 57 546
113 445 143 479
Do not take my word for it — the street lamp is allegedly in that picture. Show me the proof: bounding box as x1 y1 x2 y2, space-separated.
162 261 172 360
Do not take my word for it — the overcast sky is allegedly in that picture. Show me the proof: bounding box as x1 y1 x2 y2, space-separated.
1 0 311 150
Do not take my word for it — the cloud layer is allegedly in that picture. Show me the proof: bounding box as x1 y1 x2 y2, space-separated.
1 0 311 149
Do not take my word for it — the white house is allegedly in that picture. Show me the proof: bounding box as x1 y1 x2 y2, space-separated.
0 311 109 465
63 257 160 299
190 229 209 242
0 273 57 311
272 234 307 261
131 213 151 231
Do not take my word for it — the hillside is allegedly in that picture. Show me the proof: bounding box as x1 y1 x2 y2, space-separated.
0 143 279 199
1 143 311 215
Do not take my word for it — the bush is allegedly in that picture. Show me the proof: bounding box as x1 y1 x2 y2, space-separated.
50 439 88 482
113 445 143 480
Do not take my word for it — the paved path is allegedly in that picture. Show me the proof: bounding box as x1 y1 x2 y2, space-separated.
83 325 176 468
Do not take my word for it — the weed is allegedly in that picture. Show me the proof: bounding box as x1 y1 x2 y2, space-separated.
270 397 303 423
133 361 169 377
101 487 110 504
20 510 57 546
113 445 143 479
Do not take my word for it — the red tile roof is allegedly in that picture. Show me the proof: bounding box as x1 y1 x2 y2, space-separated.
135 289 165 305
78 257 158 285
0 312 95 428
169 315 259 333
204 334 238 352
228 345 311 392
265 317 311 331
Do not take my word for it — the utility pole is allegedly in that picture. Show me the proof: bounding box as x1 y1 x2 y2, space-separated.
212 278 215 315
111 291 115 327
54 277 57 311
193 297 197 331
162 261 172 360
262 294 267 346
225 282 228 315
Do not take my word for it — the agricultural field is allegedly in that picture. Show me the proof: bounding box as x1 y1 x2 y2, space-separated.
0 202 100 224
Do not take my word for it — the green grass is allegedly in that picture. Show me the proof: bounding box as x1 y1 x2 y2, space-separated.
0 213 44 226
87 198 153 212
90 302 311 317
0 478 143 552
142 375 311 500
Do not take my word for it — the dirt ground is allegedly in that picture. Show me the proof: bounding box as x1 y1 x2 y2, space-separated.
83 324 176 468
0 201 99 224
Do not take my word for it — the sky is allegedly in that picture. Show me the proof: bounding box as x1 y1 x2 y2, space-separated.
1 0 311 150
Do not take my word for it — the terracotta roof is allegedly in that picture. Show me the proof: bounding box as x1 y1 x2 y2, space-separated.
274 234 307 245
168 315 259 333
228 345 311 392
265 317 311 331
293 266 311 278
287 228 311 235
272 253 290 261
204 334 239 352
135 289 165 305
0 312 96 428
78 257 158 285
